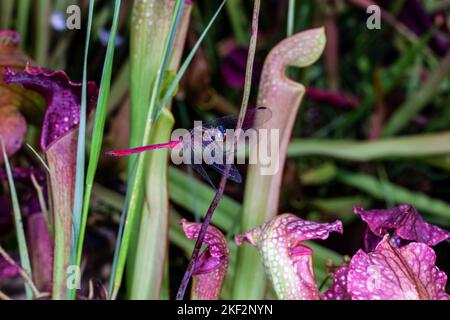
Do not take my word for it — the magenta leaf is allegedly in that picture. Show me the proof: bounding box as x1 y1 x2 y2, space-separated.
3 67 98 151
355 205 450 251
322 265 350 300
181 219 229 300
347 236 449 300
235 214 343 300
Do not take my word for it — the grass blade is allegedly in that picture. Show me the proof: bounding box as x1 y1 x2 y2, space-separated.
1 141 33 299
71 0 122 300
69 0 95 300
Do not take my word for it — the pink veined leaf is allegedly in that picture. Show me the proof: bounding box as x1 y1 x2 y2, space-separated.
181 219 229 300
354 205 450 251
346 236 449 300
235 214 343 300
322 265 350 300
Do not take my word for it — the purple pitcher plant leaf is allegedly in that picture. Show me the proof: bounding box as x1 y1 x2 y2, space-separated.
3 66 98 298
181 219 229 300
235 214 343 300
346 236 449 300
355 205 450 251
3 67 98 151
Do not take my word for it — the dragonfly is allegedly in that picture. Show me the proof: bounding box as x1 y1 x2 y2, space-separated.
106 107 271 189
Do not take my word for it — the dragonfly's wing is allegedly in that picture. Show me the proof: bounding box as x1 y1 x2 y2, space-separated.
208 163 242 183
191 164 217 190
200 106 272 131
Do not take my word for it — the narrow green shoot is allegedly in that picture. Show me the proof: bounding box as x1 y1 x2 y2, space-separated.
75 0 122 284
1 140 33 299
